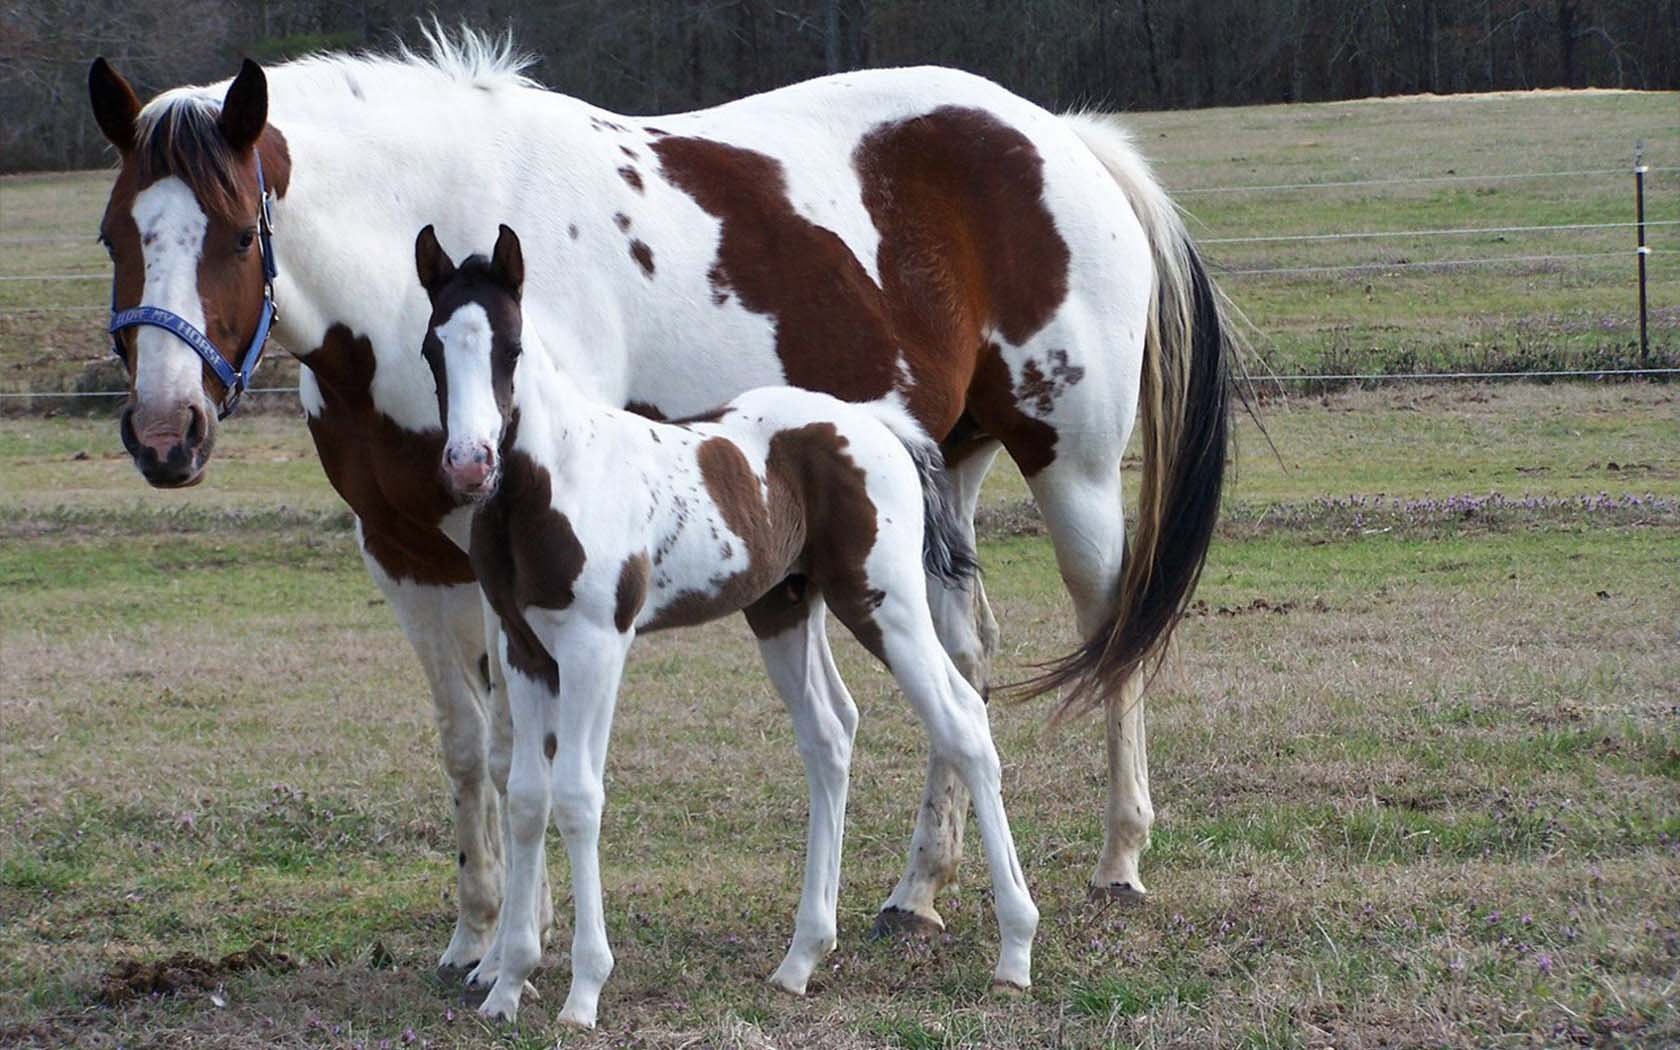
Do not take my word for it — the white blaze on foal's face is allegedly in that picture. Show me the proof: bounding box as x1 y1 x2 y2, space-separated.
415 224 528 502
433 300 505 495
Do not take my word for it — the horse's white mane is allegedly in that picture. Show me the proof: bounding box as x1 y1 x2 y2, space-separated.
135 21 540 131
394 21 539 89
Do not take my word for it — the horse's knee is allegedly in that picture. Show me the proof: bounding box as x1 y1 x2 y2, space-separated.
551 781 604 839
505 770 549 841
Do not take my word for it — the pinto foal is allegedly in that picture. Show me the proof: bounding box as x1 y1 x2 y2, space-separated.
415 224 1038 1028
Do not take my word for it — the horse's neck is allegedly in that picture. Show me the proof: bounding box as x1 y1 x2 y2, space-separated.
267 76 616 422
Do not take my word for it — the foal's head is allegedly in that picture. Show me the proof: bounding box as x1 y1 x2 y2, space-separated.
415 224 526 502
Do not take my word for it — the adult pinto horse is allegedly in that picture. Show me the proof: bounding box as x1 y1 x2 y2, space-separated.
88 29 1233 972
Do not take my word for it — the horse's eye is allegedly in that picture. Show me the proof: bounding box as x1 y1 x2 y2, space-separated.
238 228 257 252
97 233 115 260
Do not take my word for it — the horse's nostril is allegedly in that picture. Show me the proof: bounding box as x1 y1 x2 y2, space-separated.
184 404 206 447
474 446 491 465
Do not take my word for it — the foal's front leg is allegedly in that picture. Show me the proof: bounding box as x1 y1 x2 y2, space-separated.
479 617 630 1028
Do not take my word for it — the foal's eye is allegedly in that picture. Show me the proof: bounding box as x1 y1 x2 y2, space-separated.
237 228 257 253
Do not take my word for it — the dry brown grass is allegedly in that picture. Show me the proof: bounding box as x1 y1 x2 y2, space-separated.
3 387 1677 1048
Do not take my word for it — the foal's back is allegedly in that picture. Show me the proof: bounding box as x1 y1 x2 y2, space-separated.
541 387 926 644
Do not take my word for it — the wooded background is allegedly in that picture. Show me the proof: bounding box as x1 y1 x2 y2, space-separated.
3 0 1677 173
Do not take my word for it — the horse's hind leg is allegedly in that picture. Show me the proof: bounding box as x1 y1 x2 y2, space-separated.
874 442 1001 937
746 592 859 995
1024 453 1152 900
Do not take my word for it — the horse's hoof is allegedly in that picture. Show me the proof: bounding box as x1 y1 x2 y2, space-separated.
766 972 808 997
869 905 945 940
476 997 518 1023
990 979 1030 998
1088 881 1148 906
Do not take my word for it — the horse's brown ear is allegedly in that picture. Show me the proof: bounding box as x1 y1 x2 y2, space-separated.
415 225 456 299
220 59 268 153
492 224 525 298
89 58 140 154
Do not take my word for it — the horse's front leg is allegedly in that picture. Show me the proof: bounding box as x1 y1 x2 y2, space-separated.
356 534 503 971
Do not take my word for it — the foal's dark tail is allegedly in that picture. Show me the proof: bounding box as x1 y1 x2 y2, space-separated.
865 403 979 589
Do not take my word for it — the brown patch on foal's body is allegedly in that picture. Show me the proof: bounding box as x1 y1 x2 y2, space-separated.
614 552 650 632
653 107 1074 474
303 324 473 585
469 417 588 692
640 423 886 659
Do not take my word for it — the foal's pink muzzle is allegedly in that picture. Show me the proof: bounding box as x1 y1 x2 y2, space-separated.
443 442 498 501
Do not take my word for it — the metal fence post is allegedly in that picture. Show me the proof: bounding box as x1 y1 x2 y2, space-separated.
1635 141 1649 366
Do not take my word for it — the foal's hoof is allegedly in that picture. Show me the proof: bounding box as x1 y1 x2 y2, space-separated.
1088 881 1148 906
869 906 945 940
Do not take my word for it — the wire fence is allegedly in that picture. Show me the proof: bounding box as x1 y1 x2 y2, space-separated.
0 159 1670 394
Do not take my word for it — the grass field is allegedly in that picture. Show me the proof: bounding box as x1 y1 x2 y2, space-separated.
2 383 1677 1048
1 89 1676 400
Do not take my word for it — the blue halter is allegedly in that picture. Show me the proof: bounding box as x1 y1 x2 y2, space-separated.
108 153 279 420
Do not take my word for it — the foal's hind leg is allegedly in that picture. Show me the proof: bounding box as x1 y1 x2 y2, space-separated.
875 443 1001 937
846 585 1037 989
747 593 859 995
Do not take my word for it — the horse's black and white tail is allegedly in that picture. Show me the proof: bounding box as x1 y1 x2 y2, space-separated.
863 402 978 589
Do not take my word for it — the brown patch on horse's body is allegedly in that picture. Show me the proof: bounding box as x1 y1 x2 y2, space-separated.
653 109 1072 473
628 239 655 277
1016 350 1085 415
303 324 473 585
641 436 801 630
651 136 908 416
615 552 650 632
965 343 1059 476
853 106 1072 473
618 166 644 192
469 425 588 692
624 400 666 421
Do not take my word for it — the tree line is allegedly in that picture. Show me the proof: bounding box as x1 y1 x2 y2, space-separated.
3 0 1675 173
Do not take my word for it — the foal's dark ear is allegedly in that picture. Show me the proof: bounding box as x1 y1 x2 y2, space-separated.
491 224 525 298
415 225 456 299
89 58 141 154
220 59 268 153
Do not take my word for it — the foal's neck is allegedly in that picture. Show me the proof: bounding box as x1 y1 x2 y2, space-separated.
505 349 621 471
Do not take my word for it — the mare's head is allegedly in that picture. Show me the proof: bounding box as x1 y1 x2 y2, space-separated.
415 224 526 502
88 58 283 487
